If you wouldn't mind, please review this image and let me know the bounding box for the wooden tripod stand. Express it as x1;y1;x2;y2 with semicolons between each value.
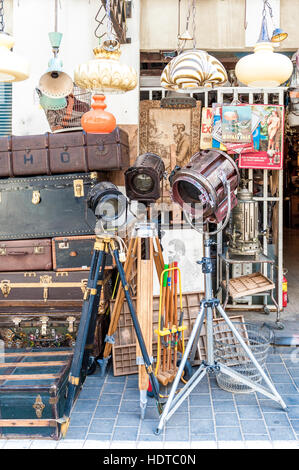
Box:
98;222;164;417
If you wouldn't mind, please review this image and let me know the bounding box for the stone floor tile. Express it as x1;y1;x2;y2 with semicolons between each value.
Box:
140;420;158;435
188;407;213;419
240;420;267;434
215;412;239;427
83;440;110;449
190;394;211;406
263;412;291;427
112;427;138;441
137;441;164;449
89;418;115;434
102;383;125;394
270;374;294;383
110;441;137;449
165;427;189;441
190;419;214;435
275;384;298;394
86;434;112;440
98;394;122;406
216;427;243;441
65;427;88;439
166;413;189;427
138;433;164;442
72;399;98;413
94;406;119;418
3;440;33;449
213;401;236;412
56;440;85;449
233;394;258;405
29;440;58;449
268;426;296;440
163;441;191;449
217;441;246;449
190;434;216;441
116;413;141;427
245;440;273;449
77;388;101;399
191;441;217;449
290;420;299;433
243;434;270;441
272;441;299;449
237;405;262;419
69;412;94;426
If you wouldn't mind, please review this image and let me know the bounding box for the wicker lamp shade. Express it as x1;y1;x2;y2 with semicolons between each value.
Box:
74;45;137;94
161;49;227;92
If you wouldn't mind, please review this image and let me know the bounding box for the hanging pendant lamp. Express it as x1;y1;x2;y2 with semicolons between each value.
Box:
160;0;227;93
76;0;137;134
235;2;292;88
0;32;29;82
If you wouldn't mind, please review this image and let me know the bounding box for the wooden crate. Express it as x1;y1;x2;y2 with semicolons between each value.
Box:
111;291;204;376
223;272;275;299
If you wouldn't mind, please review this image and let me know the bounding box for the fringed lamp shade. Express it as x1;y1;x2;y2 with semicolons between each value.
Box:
160;49;228;92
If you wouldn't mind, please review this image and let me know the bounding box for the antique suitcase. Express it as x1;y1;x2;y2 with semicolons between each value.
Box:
0;172;98;240
0;239;52;272
52;235;113;271
0;128;130;177
0;269;113;307
0;347;74;439
85;127;130;170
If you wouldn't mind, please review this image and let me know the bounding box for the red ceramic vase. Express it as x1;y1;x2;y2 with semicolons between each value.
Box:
81;94;116;134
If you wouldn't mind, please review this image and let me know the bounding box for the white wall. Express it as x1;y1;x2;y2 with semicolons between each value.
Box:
11;0;140;135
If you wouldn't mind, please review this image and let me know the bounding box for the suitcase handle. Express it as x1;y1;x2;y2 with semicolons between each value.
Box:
6;250;29;256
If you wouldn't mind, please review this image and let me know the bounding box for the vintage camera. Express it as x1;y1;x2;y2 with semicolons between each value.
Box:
125;153;165;203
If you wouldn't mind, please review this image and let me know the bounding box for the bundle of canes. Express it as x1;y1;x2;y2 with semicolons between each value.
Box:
155;263;186;386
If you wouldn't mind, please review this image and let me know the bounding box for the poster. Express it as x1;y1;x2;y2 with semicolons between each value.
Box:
200;107;213;149
222;105;252;143
153;228;204;295
239;105;284;170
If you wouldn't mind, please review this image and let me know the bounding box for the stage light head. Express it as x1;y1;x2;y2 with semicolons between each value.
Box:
87;182;127;223
125;153;165;203
170;149;240;223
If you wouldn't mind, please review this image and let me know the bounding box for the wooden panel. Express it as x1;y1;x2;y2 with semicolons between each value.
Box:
0;361;68;368
0;419;57;427
223;272;275;299
0;374;60;380
2;351;73;358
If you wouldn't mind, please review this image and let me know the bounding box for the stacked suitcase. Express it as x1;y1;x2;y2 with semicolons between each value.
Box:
0;127;129;351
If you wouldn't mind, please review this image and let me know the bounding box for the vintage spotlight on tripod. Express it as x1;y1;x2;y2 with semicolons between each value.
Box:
61;182;162;435
155;149;287;435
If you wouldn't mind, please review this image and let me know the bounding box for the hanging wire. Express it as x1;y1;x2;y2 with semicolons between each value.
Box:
0;0;4;33
192;0;196;49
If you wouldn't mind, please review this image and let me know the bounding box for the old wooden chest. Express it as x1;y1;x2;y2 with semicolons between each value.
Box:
0;348;74;439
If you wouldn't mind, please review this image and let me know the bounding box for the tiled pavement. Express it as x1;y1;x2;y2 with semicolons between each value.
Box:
1;346;299;449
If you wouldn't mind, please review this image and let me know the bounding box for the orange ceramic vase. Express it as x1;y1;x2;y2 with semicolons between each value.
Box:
81;94;116;134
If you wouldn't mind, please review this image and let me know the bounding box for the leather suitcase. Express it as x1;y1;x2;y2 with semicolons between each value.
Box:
0;347;74;439
0;172;98;240
52;235;113;271
0;239;52;272
0;128;129;177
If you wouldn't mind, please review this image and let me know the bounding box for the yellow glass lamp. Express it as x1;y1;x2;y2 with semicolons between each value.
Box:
0;32;29;82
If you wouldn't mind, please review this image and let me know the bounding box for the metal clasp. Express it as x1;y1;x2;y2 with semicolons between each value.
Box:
73;179;84;198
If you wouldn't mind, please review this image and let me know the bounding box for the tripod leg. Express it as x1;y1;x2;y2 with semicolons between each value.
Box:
61;248;106;434
112;242;160;408
189;306;205;364
155;303;206;434
216;304;287;410
100;237;138;375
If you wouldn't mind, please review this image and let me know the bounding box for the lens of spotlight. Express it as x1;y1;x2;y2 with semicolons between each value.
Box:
87;182;127;223
125;153;165;203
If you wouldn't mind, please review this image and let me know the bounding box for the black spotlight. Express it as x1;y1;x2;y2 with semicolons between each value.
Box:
87;182;127;223
124;153;165;203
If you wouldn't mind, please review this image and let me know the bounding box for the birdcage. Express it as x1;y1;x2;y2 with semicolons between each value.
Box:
42;85;92;133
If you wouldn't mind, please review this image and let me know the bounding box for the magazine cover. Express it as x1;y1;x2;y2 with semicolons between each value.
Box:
239;105;284;170
222;105;252;143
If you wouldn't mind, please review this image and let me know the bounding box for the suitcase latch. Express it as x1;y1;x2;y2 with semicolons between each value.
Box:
58;240;69;249
67;316;76;333
40;316;49;336
34;246;45;255
73;179;84;198
12;317;22;328
32;190;41;205
33;395;45;418
0;280;11;297
80;278;88;295
97;140;108;156
0;246;6;256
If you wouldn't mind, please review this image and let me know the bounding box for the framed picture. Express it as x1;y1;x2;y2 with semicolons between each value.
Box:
222;105;252;144
238;105;285;170
139;101;201;200
153;228;204;295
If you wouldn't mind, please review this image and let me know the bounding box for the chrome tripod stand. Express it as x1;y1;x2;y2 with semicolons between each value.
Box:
155;226;287;435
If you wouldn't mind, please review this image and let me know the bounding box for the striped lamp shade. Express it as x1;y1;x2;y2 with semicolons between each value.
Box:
161;49;228;92
0;83;12;136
